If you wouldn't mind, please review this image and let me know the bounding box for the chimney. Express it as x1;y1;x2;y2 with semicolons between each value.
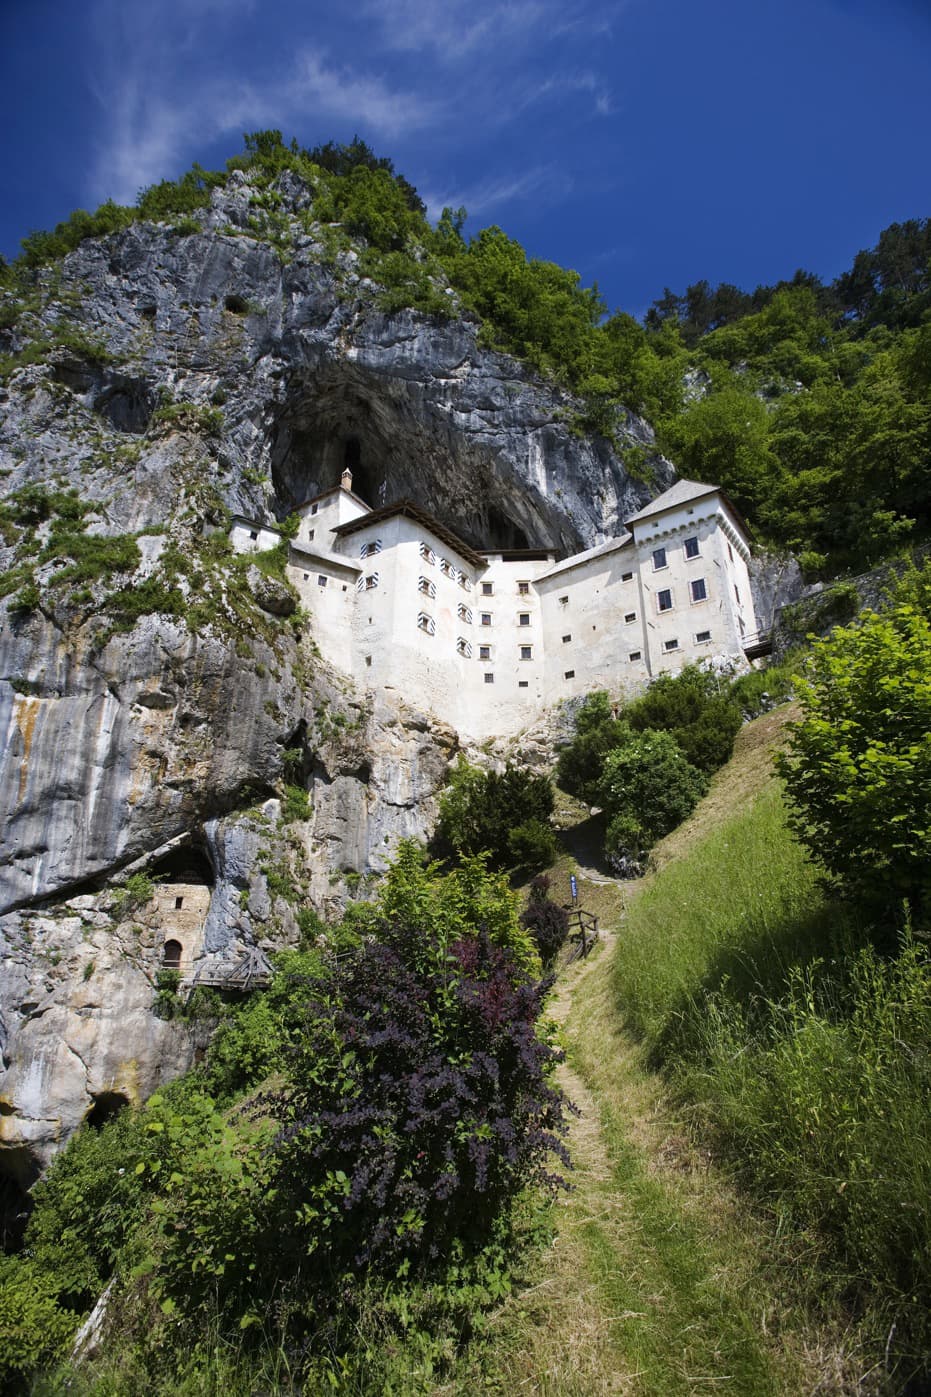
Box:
341;468;353;491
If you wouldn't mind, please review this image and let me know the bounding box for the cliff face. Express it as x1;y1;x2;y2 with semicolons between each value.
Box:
0;171;667;1188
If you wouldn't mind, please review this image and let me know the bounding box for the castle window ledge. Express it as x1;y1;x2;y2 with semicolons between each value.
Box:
417;612;435;636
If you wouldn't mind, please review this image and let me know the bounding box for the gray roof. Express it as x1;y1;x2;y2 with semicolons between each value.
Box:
624;479;718;525
536;531;634;582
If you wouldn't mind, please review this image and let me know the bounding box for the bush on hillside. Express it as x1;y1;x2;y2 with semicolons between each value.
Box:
435;758;557;872
556;691;631;803
625;664;743;775
599;729;707;871
520;875;570;966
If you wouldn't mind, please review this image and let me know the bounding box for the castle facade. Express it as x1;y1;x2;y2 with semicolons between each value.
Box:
231;472;759;739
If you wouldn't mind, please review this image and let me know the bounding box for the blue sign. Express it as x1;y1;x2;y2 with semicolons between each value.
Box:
569;874;578;903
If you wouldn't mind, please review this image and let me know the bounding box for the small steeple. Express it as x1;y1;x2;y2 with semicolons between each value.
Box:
341;468;353;492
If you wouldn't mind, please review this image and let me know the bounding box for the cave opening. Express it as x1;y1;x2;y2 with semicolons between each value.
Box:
149;846;214;887
85;1091;130;1131
0;1148;39;1254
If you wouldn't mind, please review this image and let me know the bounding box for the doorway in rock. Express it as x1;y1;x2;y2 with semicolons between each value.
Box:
162;939;182;970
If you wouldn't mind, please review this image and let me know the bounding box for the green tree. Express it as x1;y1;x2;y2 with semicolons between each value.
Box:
435;758;557;872
598;730;706;866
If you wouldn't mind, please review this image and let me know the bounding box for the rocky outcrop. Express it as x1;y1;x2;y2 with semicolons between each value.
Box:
0;168;669;1187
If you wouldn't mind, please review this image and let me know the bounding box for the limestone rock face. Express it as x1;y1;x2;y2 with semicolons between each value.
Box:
0;170;669;1182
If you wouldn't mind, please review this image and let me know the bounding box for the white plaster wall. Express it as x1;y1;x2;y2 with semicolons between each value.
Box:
296;487;370;553
537;544;650;703
230;520;282;554
286;550;360;674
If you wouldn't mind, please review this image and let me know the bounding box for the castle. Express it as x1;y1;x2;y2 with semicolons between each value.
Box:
231;473;760;739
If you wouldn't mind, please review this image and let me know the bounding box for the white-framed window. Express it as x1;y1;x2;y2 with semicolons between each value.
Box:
317;574;327;587
564;669;575;680
629;649;642;662
621;570;633;582
479;644;492;660
419;541;435;564
417;611;435;636
520;645;533;661
657;588;673;612
684;536;700;559
624;610;637;624
358;572;379;591
652;547;667;571
418;576;437;599
459;574;472;592
664;638;679;652
695;629;712;644
690;578;707;603
457;602;472;623
518;580;530;596
480;612;492;626
360;539;382;558
484;672;494;684
457;637;472;657
518;612;531;627
481;581;494;596
439;557;454;578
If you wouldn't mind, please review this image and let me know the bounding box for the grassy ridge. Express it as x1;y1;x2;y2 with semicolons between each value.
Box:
613;711;931;1385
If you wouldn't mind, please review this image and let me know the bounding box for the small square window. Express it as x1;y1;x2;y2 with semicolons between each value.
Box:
684;536;700;559
249;530;258;541
479;644;491;660
562;634;572;643
657;589;673;612
175;895;184;909
518;613;531;627
629;650;642;662
652;547;667;570
559;595;569;605
621;571;633;582
317;575;327;588
520;645;533;660
691;578;707;602
564;670;575;680
624;611;636;624
518;680;529;688
482;581;494;596
664;638;679;652
518;581;530;595
303;572;309;580
484;672;495;684
695;630;711;644
481;612;492;626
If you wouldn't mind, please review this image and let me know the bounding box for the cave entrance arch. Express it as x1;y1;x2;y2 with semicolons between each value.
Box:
162;939;182;970
85;1092;130;1131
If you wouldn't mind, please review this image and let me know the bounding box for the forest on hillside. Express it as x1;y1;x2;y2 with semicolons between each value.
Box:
3;130;929;580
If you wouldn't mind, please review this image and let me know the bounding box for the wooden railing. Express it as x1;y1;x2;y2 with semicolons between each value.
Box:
564;907;599;962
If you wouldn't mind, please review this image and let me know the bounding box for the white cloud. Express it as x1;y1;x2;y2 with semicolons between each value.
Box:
421;165;573;223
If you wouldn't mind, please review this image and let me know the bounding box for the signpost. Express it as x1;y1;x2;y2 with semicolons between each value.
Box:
569;873;578;906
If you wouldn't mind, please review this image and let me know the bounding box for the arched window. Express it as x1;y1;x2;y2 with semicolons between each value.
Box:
163;939;182;970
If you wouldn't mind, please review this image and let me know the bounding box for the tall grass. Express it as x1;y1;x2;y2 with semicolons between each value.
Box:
614;770;931;1382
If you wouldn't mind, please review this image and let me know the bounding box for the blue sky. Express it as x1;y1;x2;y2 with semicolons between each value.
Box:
2;0;929;316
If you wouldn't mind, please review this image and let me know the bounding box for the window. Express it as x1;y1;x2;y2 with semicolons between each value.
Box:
695;629;711;644
564;670;575;680
518;680;529;688
479;644;491;660
624;611;636;624
418;576;437;599
482;581;494;596
518;613;531;627
690;578;707;602
175;895;184;910
520;645;533;660
652;547;667;570
457;603;472;623
307;529;315;541
249;530;258;541
439;558;454;578
310;502;318;515
419;541;435;565
459;575;472;592
480;612;492;626
518;580;530;595
317;574;327;588
664;638;679;652
457;637;472;657
684;536;700;559
365;655;372;666
621;570;633;582
559;595;569;605
303;572;309;580
727;542;734;562
417;612;435;636
629;650;642;662
657;588;673;612
562;634;572;643
360;539;382;558
358;573;378;591
734;584;741;604
484;672;494;684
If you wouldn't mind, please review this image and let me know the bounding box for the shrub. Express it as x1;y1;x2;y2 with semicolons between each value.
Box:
0;1257;76;1390
520;876;570;966
436;759;557;872
776;584;931;916
625;664;742;775
598;729;707;866
556;692;631;803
